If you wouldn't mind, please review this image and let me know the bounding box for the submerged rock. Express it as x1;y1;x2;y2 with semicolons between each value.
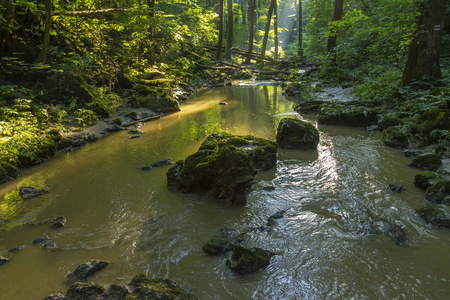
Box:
31;235;49;245
416;204;450;228
0;256;9;265
202;228;242;255
262;186;276;191
408;154;442;171
42;294;67;300
226;243;275;275
414;171;445;189
369;220;407;245
51;216;67;229
19;186;49;200
128;274;197;299
65;282;105;300
276;118;319;150
318;102;378;127
425;180;450;204
67;260;110;282
167;133;276;206
389;183;405;193
266;209;288;226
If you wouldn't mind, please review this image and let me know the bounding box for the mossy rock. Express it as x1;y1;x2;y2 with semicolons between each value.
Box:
199;133;277;171
231;69;252;80
167;133;276;206
65;282;105;300
384;128;409;149
0;162;19;183
414;172;445;189
408;153;442;171
276;118;319;150
416;204;450;228
294;99;325;114
284;81;306;96
318;102;378;127
425;180;450;204
227;243;275;275
128;274;197;300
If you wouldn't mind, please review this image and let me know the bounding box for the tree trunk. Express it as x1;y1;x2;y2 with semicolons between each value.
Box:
327;0;344;52
241;0;246;25
274;1;278;60
260;0;276;58
217;0;224;61
298;0;303;57
225;0;234;59
38;0;52;64
245;0;256;63
401;0;447;86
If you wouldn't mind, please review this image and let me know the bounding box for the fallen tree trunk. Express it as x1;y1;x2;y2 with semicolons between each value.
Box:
195;62;236;70
37;8;164;17
298;67;320;80
204;45;274;63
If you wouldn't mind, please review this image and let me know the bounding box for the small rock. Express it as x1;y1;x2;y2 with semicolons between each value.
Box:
226;243;275;275
141;165;153;171
267;209;287;226
262;186;276;191
42;294;67;300
129;136;141;139
219;102;228;105
43;241;58;249
8;245;25;254
19;186;49;200
0;256;9;265
202;237;235;255
51;216;67;229
389;183;405;193
370;220;407;245
65;282;105;300
150;159;174;168
129;128;143;134
31;235;49;245
67;260;110;282
108;124;126;132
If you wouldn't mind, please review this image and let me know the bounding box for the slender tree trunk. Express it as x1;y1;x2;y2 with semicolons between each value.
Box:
245;0;256;63
401;0;447;86
241;0;246;25
217;0;224;60
225;0;234;59
260;0;276;58
327;0;344;52
38;0;52;64
274;1;278;60
298;0;303;57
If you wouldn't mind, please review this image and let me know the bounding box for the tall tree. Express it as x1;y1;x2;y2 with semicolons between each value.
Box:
274;0;278;60
217;0;224;60
245;0;256;63
225;0;234;58
38;0;52;64
327;0;344;52
401;0;447;86
260;0;276;58
298;0;303;57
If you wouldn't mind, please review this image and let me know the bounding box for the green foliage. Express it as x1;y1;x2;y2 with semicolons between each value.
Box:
74;108;98;127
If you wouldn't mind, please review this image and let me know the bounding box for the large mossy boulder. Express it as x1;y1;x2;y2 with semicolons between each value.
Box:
128;274;197;300
226;243;275;275
425;180;450;204
65;282;105;300
414;172;445;189
276;118;319;150
416;204;450;228
318;102;378;127
167;133;277;206
408;154;442;171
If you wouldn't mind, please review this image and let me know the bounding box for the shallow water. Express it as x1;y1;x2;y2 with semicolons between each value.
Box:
0;85;449;299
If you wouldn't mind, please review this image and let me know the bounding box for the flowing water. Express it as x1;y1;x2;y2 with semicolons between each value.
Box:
0;84;449;299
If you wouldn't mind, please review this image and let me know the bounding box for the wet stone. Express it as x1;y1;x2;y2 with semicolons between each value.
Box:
19;186;49;200
51;216;66;229
65;282;105;300
0;256;9;265
389;183;405;193
67;260;110;282
31;235;49;245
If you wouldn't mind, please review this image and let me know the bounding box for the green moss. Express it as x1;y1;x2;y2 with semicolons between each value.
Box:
318;102;378;127
414;172;445;189
425;180;450;204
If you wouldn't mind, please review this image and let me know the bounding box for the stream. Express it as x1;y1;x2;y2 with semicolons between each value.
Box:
0;83;449;299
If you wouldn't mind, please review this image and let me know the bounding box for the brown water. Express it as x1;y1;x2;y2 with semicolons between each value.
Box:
0;84;449;299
